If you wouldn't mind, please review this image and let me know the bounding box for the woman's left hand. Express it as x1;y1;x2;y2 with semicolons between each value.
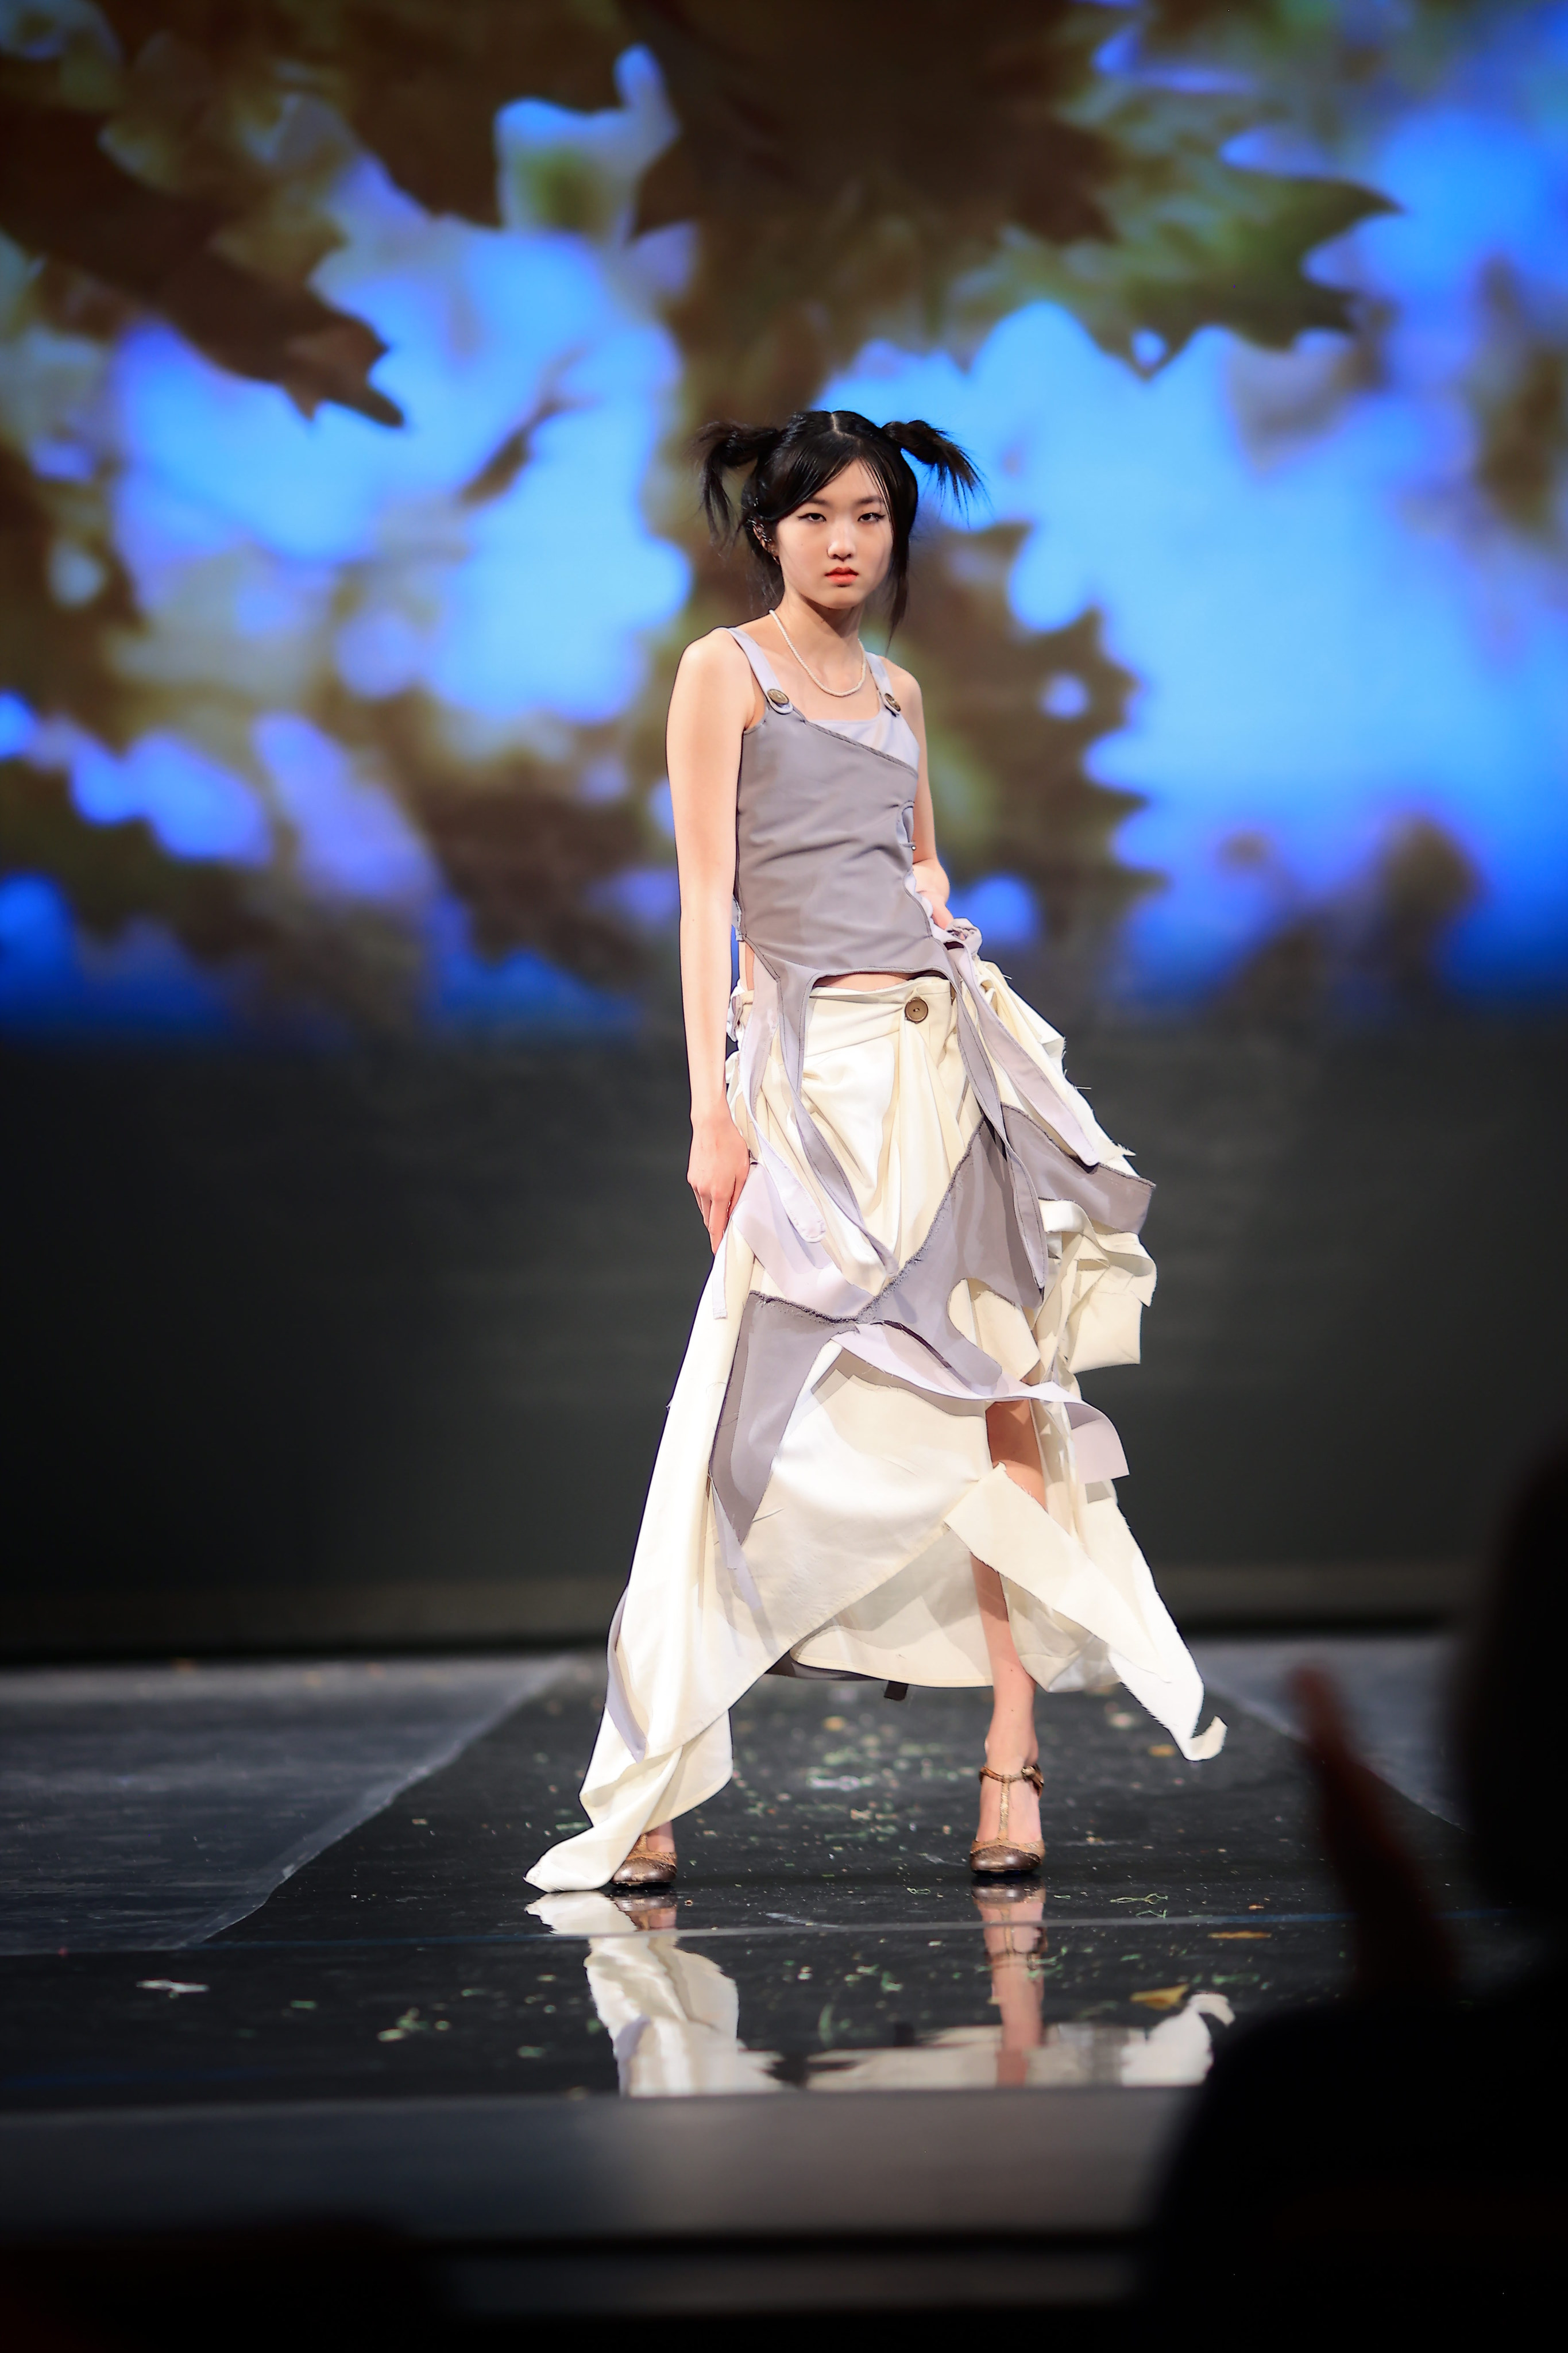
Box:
912;855;953;928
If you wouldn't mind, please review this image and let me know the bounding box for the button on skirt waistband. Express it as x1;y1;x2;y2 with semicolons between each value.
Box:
732;976;954;1056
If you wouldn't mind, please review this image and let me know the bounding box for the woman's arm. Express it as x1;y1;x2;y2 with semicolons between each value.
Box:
666;631;756;1249
886;663;953;924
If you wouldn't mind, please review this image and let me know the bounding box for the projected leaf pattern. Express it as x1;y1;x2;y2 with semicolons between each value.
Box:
894;524;1150;1011
0;0;1534;1021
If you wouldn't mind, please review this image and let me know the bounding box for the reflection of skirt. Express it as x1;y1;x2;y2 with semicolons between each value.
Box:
530;1889;1229;2090
527;964;1223;1893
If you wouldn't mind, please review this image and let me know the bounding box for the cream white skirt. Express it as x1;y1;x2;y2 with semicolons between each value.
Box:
527;962;1223;1892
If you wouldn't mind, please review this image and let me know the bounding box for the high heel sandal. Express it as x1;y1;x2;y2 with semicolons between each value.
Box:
969;1764;1044;1878
611;1834;678;1890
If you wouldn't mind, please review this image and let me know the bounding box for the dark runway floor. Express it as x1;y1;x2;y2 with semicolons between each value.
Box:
3;1646;1501;2111
0;1643;1521;2316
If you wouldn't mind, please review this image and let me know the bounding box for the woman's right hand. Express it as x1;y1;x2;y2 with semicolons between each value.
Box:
688;1108;752;1251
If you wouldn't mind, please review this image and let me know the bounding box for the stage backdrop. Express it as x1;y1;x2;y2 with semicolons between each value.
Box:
2;1;1566;1652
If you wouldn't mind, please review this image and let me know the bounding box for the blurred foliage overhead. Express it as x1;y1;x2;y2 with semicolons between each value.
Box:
628;0;1389;414
387;728;648;985
896;525;1152;997
2;0;1486;1022
0;749;269;956
1466;259;1568;549
0;7;400;421
4;0;1392;422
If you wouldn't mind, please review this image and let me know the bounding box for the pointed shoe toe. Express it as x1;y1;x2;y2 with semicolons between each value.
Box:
610;1842;678;1889
968;1840;1045;1878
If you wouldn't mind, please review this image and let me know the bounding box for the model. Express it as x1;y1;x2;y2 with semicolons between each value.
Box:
527;410;1223;1896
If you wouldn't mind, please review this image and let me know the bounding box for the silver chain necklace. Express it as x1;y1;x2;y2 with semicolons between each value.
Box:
769;608;868;699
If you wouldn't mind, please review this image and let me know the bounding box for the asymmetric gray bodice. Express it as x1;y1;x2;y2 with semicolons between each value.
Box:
727;629;947;992
716;620;1150;1307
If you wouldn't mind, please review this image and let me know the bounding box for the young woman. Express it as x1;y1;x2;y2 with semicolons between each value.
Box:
528;411;1222;1896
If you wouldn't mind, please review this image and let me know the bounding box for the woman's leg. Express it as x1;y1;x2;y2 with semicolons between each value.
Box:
651;1402;1050;1872
972;1399;1045;1849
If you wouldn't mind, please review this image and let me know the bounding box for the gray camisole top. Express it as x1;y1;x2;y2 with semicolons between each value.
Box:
727;627;946;992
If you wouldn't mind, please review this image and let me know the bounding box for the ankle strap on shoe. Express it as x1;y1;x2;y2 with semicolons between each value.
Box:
978;1765;1044;1792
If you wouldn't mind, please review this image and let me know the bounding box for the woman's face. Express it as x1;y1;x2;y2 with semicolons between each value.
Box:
761;459;893;614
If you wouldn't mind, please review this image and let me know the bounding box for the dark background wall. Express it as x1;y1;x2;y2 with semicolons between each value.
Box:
6;1017;1562;1655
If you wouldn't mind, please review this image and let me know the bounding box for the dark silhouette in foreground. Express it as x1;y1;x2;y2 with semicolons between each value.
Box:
1144;1441;1568;2317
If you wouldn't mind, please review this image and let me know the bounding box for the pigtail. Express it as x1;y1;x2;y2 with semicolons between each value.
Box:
694;419;786;542
881;419;981;511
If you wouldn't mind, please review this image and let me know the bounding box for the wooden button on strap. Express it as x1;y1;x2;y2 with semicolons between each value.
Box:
904;996;929;1024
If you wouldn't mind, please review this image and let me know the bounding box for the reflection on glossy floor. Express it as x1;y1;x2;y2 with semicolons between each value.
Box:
540;1886;1233;2094
1;1638;1501;2120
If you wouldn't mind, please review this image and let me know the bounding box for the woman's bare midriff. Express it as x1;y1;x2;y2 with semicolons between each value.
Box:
738;942;910;992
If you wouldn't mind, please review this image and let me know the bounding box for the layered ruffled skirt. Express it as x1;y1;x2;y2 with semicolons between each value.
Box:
527;958;1223;1892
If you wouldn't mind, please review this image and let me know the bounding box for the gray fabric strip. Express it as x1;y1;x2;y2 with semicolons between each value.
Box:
710;1290;835;1550
712;1124;1059;1545
1001;1106;1153;1236
945;931;1103;1167
772;957;900;1274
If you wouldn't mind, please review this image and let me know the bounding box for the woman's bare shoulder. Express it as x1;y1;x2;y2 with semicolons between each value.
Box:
677;626;751;681
880;653;924;712
669;627;760;735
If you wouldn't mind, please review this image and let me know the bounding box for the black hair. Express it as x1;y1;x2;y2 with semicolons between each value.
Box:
695;408;979;634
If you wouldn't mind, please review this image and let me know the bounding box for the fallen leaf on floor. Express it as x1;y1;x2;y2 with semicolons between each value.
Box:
1210;1930;1271;1940
378;2005;426;2040
1130;1984;1189;2009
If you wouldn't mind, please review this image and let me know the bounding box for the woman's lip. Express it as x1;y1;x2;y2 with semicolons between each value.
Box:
825;569;857;580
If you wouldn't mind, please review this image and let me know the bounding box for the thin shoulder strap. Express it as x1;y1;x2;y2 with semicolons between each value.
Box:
866;649;899;704
726;624;789;701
